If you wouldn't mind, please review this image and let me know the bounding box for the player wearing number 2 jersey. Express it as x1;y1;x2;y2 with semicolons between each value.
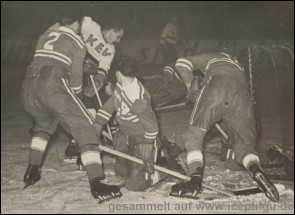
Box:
21;9;122;201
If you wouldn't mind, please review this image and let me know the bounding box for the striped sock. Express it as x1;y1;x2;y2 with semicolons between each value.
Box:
29;136;49;165
187;150;203;176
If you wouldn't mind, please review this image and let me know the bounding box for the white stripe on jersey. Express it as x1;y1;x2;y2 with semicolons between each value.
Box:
206;57;244;71
120;91;132;106
72;87;82;94
144;131;158;139
174;72;184;84
34;53;70;66
145;131;158;136
71;84;83;91
176;58;193;71
35;49;71;63
138;81;145;99
164;68;174;76
96;111;112;121
99;109;112;118
164;66;174;75
121;115;138;121
61;78;94;124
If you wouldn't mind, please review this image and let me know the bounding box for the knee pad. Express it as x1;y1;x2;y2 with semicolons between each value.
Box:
184;126;206;152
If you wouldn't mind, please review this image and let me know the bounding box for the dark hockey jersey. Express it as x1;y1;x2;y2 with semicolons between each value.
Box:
96;78;158;142
175;53;247;85
30;26;86;96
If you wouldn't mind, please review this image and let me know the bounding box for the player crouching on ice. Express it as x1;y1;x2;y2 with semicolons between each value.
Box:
95;58;166;191
170;52;280;202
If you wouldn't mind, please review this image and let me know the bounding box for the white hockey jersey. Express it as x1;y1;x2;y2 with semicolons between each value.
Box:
81;17;115;72
47;16;115;72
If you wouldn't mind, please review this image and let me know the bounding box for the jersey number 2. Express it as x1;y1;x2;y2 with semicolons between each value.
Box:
44;32;61;50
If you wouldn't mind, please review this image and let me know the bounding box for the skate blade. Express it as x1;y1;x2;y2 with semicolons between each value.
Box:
97;192;123;204
23;184;29;190
232;186;262;196
170;191;199;200
23;182;35;190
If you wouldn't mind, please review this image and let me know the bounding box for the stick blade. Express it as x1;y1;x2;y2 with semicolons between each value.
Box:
232;186;263;196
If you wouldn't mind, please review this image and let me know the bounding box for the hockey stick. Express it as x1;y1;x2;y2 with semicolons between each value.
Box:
98;145;236;198
155;102;187;111
215;123;228;140
90;75;113;141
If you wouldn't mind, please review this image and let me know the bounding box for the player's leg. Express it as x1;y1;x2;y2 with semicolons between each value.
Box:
21;67;58;189
226;85;279;202
113;131;129;178
23;115;58;189
124;135;149;191
49;80;121;201
64;95;98;160
171;75;229;197
218;121;245;171
124;135;166;191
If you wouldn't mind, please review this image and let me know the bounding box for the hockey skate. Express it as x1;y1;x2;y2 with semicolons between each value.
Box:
248;163;280;202
76;153;85;171
170;168;203;199
157;136;186;174
64;141;80;162
90;177;122;204
23;165;41;189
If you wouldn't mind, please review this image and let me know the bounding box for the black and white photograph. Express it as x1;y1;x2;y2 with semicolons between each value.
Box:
1;1;294;213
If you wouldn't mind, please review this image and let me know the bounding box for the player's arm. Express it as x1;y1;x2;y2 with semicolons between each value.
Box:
95;94;116;125
132;99;159;143
175;56;196;90
70;46;87;99
163;65;175;85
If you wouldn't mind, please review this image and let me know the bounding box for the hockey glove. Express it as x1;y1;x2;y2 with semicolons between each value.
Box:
134;143;155;175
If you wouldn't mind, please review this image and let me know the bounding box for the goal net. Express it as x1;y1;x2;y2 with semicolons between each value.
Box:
237;41;294;159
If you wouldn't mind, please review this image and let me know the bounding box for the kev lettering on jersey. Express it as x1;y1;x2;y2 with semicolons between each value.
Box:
48;16;123;73
81;17;115;73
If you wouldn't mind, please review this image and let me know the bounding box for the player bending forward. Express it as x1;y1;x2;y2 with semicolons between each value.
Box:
170;52;279;202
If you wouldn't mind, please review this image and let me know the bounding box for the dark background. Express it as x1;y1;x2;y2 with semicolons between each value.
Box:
1;1;294;40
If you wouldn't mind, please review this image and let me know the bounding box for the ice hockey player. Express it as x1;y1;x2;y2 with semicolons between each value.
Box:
170;52;280;202
21;9;122;202
59;16;125;159
95;57;167;191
